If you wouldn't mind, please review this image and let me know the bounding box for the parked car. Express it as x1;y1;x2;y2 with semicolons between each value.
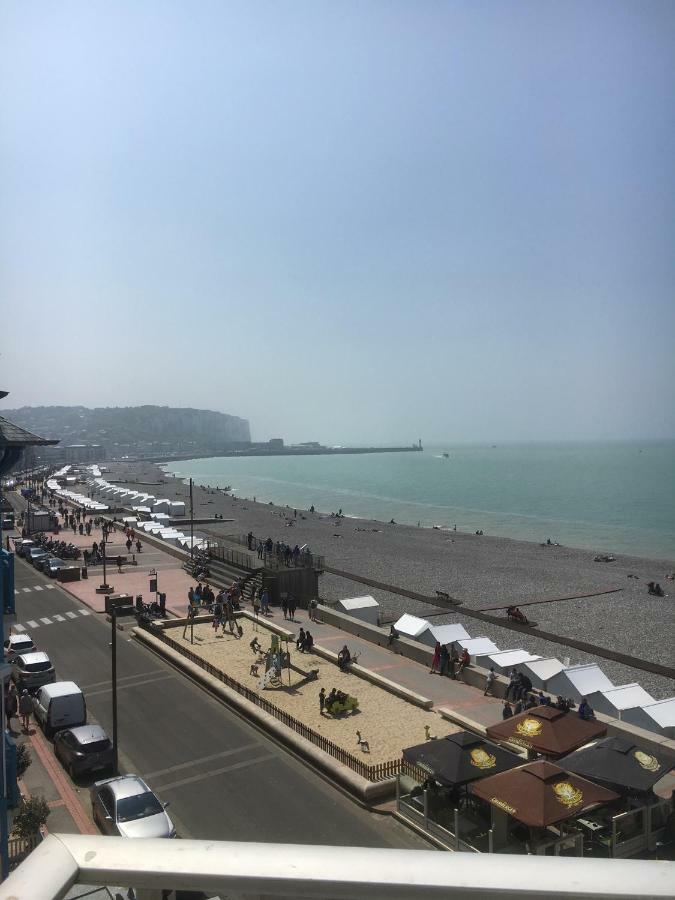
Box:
12;651;56;693
33;682;86;738
91;775;175;838
54;725;113;778
4;632;36;661
42;557;66;577
14;539;35;558
27;547;49;567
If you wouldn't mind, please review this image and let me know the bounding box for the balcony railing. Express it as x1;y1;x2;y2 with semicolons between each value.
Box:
1;834;672;900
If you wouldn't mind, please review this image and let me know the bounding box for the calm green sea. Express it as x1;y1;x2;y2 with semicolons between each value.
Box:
161;442;675;561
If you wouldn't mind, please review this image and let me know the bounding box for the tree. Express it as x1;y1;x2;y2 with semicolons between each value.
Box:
12;796;50;838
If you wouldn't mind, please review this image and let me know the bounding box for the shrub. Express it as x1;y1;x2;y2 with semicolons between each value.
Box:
12;796;50;838
16;744;32;779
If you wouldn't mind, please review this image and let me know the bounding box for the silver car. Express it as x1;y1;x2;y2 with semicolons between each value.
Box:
91;775;175;839
4;633;36;661
12;651;56;692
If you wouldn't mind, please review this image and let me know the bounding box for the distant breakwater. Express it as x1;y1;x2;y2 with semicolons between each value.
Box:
145;445;423;464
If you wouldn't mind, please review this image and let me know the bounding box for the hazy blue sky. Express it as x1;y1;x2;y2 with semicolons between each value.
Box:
2;2;674;444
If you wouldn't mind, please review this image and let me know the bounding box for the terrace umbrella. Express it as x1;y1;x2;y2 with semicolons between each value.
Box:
402;731;522;787
470;760;620;828
558;737;675;795
485;705;606;758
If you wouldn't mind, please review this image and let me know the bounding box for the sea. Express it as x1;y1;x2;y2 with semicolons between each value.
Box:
160;441;675;562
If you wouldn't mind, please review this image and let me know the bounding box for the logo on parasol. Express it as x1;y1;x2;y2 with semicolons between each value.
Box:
634;751;660;773
515;717;543;738
469;747;496;769
553;781;583;808
491;797;517;815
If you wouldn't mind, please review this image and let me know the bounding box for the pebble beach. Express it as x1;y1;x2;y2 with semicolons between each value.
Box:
105;460;675;699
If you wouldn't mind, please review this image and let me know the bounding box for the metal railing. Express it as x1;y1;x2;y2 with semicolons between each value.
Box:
153;627;399;783
224;533;325;570
2;833;673;900
207;542;256;571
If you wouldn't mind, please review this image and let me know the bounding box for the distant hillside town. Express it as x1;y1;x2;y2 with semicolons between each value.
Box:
3;405;251;463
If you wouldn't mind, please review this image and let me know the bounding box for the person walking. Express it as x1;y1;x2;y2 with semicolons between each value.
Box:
309;597;318;622
439;644;449;677
117;555;123;574
287;594;296;621
126;537;133;555
5;685;18;731
281;595;288;620
260;589;270;616
484;667;496;696
319;687;326;715
449;646;459;680
19;690;32;733
430;641;441;674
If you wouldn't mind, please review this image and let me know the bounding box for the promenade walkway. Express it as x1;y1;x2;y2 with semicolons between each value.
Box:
44;507;505;734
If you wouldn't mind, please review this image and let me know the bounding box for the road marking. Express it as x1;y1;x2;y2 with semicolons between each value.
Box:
22;587;31;593
14;590;19;596
33;585;43;592
80;669;166;691
53;614;65;622
66;612;78;619
85;673;175;697
27;620;39;629
79;609;90;616
144;743;260;781
156;754;275;793
45;584;56;590
40;617;52;625
13;624;25;632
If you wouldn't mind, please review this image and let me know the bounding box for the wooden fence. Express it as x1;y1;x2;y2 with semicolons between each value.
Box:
153;628;400;783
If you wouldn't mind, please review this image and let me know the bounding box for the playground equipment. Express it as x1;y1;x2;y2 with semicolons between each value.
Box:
325;693;359;716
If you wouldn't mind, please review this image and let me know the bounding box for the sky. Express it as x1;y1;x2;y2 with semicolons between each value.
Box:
1;1;674;444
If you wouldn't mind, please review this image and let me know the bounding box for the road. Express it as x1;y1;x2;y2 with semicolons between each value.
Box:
8;553;430;849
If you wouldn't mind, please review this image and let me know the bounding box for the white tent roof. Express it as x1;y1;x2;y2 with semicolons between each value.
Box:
636;697;675;728
481;649;542;668
561;664;614;695
339;595;379;610
455;637;499;656
394;614;430;639
521;658;566;681
595;684;655;711
430;623;470;645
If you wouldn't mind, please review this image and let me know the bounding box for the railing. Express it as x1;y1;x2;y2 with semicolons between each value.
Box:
3;833;672;900
7;834;40;868
207;542;256;571
153;626;399;783
223;533;325;571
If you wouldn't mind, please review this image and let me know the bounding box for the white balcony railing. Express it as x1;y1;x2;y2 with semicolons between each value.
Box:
1;834;674;900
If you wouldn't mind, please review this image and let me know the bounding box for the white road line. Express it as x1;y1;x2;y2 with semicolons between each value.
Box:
33;585;43;592
22;587;31;593
13;624;25;632
65;612;78;619
78;609;90;616
85;673;175;697
14;590;19;596
53;614;65;622
156;754;275;793
39;617;52;625
144;743;260;781
26;621;39;629
80;669;166;691
45;584;56;590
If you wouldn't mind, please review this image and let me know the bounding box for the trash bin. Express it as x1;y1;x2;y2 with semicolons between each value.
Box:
81;566;88;579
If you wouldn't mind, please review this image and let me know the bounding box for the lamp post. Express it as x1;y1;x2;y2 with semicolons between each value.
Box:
111;607;118;774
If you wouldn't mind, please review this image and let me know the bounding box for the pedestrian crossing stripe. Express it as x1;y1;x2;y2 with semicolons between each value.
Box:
66;612;78;619
16;610;93;630
15;584;58;594
13;624;25;632
27;620;39;628
34;586;43;591
53;614;65;622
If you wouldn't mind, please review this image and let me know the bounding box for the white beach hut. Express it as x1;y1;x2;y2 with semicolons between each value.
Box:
394;614;431;641
546;664;614;704
151;513;171;524
519;658;566;691
169;501;186;516
622;697;675;738
453;637;500;658
427;623;470;648
335;595;380;626
588;683;656;720
152;499;171;513
474;649;542;676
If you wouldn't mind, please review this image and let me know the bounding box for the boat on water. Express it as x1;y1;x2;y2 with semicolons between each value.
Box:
442;452;450;459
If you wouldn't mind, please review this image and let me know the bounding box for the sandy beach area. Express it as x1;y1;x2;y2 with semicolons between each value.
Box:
105;460;675;698
170;620;452;763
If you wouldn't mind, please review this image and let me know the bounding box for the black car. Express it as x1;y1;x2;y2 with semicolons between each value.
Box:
54;724;114;778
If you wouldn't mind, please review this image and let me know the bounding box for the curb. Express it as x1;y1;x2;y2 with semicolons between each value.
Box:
132;626;396;805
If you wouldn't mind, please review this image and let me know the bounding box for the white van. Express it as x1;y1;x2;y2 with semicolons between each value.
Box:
32;682;87;738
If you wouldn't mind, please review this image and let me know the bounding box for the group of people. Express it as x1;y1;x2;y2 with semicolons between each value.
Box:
502;678;578;719
4;683;33;733
429;642;470;679
319;686;349;715
506;606;529;623
295;628;314;653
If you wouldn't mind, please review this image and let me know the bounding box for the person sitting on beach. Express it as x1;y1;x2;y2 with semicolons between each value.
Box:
648;581;665;597
304;630;314;653
296;628;306;651
249;637;261;655
337;645;351;671
578;697;596;720
502;701;514;720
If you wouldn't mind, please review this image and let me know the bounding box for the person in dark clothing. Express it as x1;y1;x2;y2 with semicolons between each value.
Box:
502;701;514;719
439;645;449;676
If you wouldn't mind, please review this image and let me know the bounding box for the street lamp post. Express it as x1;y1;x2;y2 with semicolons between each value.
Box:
111;608;118;774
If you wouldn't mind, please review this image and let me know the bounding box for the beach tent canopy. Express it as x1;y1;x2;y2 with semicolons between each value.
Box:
486;706;607;758
519;658;566;691
589;684;655;720
546;664;614;703
394;614;431;640
622;698;675;739
403;731;522;787
469;760;619;828
453;637;499;657
429;624;470;647
475;649;542;675
558;737;675;795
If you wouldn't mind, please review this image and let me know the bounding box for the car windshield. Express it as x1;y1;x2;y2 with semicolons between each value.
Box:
116;791;163;822
23;661;52;672
82;739;111;753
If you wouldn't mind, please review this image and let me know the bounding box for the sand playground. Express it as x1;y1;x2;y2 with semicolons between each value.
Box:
171;619;456;764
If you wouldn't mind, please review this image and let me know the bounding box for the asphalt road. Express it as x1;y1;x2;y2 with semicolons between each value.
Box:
8;552;430;850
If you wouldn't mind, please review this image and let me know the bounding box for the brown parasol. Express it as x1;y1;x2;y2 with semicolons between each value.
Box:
470;760;620;828
486;705;606;757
